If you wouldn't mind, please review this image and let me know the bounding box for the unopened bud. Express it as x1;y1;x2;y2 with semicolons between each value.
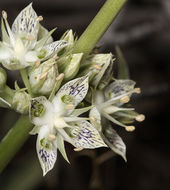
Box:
12;91;30;114
64;53;83;81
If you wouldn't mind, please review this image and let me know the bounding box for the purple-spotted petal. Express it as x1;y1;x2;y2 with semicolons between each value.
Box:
36;125;57;176
68;120;107;149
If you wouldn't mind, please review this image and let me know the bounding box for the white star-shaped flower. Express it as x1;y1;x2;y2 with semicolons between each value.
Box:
29;76;106;176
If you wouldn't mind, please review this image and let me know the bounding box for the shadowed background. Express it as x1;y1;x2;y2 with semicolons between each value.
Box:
0;0;170;190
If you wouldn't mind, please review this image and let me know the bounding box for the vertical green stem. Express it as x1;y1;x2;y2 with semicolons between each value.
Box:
73;0;127;58
20;69;33;97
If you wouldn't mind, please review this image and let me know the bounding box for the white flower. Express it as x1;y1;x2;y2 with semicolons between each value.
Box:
29;76;106;176
0;3;68;70
90;79;145;160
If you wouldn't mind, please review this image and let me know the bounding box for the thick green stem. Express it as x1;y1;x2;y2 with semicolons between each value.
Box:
73;0;127;58
0;115;33;173
20;69;33;97
0;0;127;173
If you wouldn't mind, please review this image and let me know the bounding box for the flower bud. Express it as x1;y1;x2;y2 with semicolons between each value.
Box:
29;58;58;95
63;53;83;81
12;91;30;114
60;30;74;52
0;67;7;90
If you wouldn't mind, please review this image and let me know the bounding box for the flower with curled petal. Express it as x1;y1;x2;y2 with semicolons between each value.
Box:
0;3;68;70
29;76;106;176
89;79;145;160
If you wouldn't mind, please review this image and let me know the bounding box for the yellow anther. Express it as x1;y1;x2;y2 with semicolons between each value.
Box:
125;126;135;132
37;16;43;22
49;134;56;141
26;35;34;41
40;72;48;80
2;10;7;19
56;73;64;81
74;147;83;152
90;116;97;122
134;88;141;94
135;114;145;122
120;96;130;103
35;60;41;67
93;64;101;70
66;104;75;110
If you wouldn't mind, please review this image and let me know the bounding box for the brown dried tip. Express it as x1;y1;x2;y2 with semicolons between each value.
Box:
120;96;130;103
74;147;83;152
135;114;145;122
90;116;97;122
56;73;64;81
125;126;135;132
27;35;34;41
2;10;7;19
49;134;56;141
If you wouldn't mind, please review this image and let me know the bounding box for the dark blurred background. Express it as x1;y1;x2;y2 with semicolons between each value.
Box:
0;0;170;189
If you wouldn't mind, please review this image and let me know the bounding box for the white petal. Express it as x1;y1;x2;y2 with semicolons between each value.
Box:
39;40;68;60
37;24;53;44
68;121;107;149
0;44;12;61
12;3;39;39
105;80;136;100
25;51;38;62
29;125;40;135
102;125;126;161
36;125;57;176
52;76;89;110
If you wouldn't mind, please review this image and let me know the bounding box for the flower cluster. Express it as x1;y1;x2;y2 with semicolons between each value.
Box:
0;3;145;175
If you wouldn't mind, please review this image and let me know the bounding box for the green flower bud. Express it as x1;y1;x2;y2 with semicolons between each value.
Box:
29;58;58;95
0;67;7;90
63;53;83;81
12;91;30;114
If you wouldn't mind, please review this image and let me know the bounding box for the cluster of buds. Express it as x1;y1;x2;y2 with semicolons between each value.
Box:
0;3;145;175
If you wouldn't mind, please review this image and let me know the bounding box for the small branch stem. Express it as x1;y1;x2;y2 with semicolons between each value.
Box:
20;69;33;97
0;115;33;173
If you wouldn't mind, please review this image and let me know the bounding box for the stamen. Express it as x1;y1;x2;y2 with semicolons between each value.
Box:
74;147;83;152
49;134;56;141
56;73;64;81
90;116;97;122
2;10;7;19
66;104;75;110
40;72;48;80
26;35;34;41
37;16;43;22
93;64;101;70
125;126;135;132
120;96;130;103
35;60;41;67
135;114;145;122
134;88;141;94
